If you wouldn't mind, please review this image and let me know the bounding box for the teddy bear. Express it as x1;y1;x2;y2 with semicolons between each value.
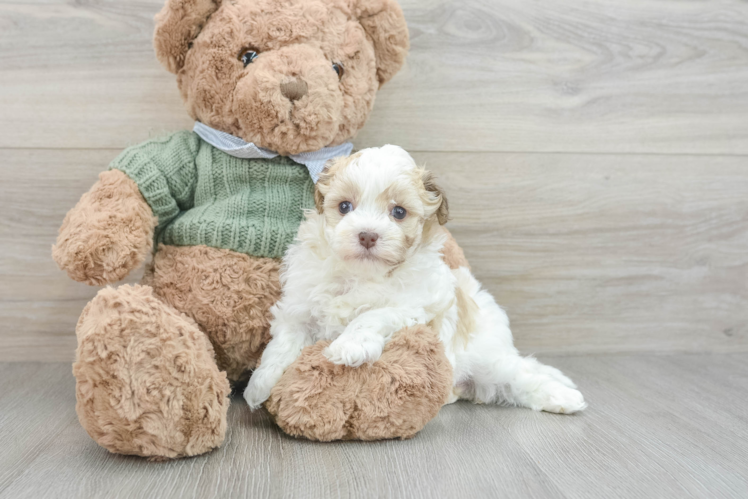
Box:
53;0;469;459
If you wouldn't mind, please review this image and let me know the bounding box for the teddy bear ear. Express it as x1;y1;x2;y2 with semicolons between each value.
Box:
354;0;410;86
153;0;221;74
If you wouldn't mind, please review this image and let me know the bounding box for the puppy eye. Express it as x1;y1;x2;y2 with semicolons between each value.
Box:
339;201;353;215
239;49;259;67
391;206;407;220
332;62;344;79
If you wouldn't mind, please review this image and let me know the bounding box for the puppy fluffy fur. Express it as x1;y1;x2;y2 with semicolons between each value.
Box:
245;145;586;415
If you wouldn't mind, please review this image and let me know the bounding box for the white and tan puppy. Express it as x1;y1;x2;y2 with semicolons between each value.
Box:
244;145;586;414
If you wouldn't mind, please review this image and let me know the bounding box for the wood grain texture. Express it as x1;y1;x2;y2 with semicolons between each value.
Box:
0;149;143;362
0;1;746;358
416;151;748;354
0;0;747;153
1;355;747;498
1;148;745;361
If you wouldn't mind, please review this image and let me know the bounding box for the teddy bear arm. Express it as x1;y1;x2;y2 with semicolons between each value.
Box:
266;325;453;441
52;169;157;286
53;132;202;286
108;131;201;224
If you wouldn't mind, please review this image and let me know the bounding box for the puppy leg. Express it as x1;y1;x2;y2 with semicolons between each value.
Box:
325;307;429;367
456;290;586;414
324;328;386;368
531;360;578;389
244;320;309;410
492;356;586;414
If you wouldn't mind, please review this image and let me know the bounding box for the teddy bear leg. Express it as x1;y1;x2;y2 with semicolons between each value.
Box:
142;244;282;384
73;284;231;459
266;325;453;441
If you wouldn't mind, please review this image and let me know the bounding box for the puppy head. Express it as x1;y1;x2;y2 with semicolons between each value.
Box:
315;145;449;270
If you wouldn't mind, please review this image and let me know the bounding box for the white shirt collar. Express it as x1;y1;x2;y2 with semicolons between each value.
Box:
193;122;353;183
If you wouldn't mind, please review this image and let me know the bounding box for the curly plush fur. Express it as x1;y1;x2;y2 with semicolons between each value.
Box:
143;245;281;382
54;0;467;456
52;170;156;286
266;325;452;441
74;284;231;459
155;0;409;154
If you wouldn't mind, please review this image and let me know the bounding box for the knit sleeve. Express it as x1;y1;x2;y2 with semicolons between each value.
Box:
109;130;200;230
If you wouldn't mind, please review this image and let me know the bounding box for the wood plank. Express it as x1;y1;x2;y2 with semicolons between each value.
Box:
0;363;560;498
417;151;748;355
0;363;80;493
1;148;747;361
0;148;142;361
0;0;747;153
1;355;747;497
517;354;748;498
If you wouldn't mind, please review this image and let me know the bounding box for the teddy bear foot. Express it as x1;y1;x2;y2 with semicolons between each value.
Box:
73;284;231;459
266;325;453;442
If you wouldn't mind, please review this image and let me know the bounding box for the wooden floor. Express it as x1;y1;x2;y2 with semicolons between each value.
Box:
1;354;747;498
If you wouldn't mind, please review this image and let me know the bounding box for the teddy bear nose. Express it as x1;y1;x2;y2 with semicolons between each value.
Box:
358;232;379;249
280;77;308;101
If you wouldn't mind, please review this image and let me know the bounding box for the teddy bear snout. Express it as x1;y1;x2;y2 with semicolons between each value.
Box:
280;77;308;102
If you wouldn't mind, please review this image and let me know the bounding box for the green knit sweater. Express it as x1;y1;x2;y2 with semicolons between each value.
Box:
111;131;315;259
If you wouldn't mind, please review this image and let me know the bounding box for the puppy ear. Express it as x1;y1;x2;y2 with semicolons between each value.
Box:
421;170;449;225
314;181;326;214
354;0;409;86
314;159;336;214
154;0;221;74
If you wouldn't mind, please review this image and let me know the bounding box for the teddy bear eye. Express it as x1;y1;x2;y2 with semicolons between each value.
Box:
332;63;344;79
240;49;259;67
391;206;407;220
339;201;353;215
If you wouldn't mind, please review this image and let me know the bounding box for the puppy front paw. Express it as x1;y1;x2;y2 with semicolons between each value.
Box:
536;382;587;414
243;373;273;411
324;336;383;367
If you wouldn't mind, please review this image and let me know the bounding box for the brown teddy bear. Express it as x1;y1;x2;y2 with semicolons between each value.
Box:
53;0;467;459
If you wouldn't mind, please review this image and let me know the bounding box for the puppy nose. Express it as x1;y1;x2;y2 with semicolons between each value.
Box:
358;232;379;249
280;77;308;101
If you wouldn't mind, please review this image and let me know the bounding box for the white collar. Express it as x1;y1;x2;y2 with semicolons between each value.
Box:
193;122;353;183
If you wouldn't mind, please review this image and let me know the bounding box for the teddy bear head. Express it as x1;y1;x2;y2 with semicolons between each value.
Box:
154;0;409;155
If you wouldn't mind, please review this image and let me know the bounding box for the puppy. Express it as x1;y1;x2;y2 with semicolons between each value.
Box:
244;145;586;414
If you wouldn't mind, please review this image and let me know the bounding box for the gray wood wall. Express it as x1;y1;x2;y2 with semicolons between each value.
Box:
1;0;746;362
